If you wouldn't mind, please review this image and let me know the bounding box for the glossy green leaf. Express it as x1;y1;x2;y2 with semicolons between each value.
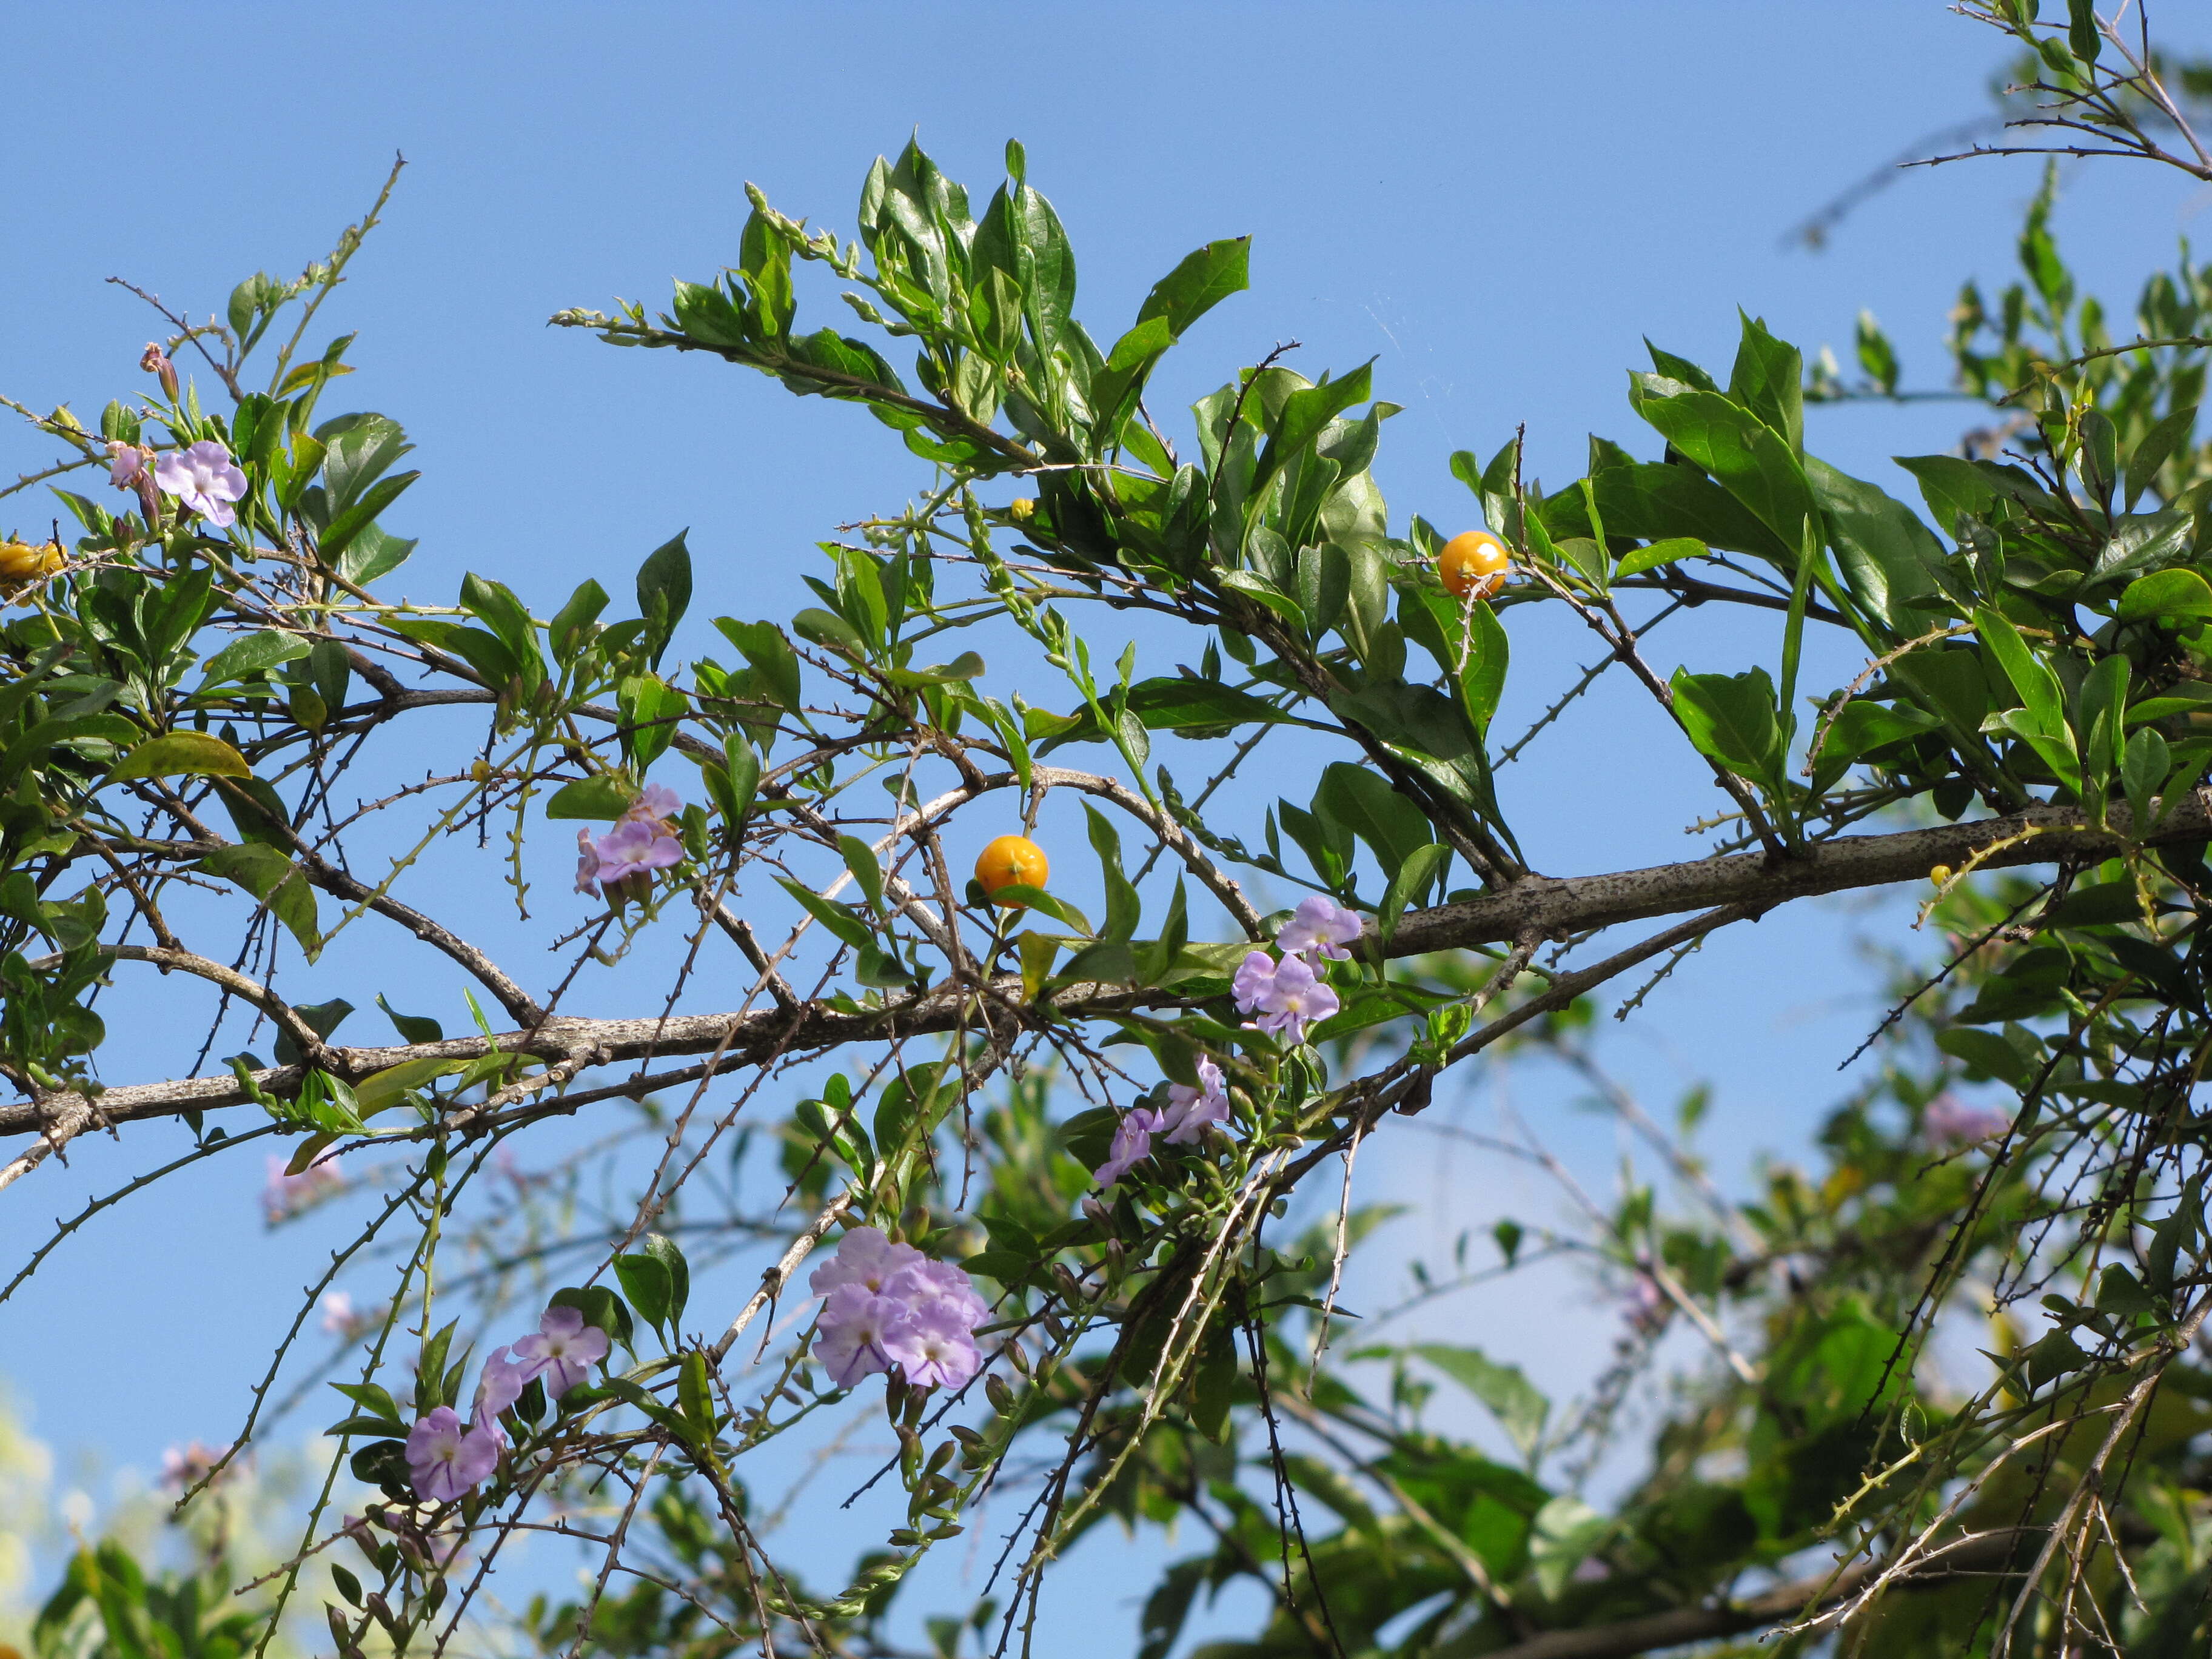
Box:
1614;535;1707;579
546;774;634;821
1669;667;1783;790
198;629;311;687
2117;568;2212;623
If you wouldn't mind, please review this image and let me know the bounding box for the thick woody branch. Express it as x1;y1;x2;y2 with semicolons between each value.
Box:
9;793;2209;1148
1384;790;2212;959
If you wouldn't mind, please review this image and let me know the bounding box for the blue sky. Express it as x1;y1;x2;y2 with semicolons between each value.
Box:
4;2;2211;1652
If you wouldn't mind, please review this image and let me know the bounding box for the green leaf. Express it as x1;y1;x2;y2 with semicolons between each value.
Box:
198;843;320;958
335;523;418;586
1588;458;1792;566
2123;404;2197;510
775;876;877;953
987;884;1092;936
1630;378;1814;548
319;471;421;561
1218;569;1305;626
2117;568;2212;623
1614;535;1706;579
2125;726;2172;831
545;774;638;821
198;629;311;687
1935;1027;2031;1087
1669;667;1783;791
2068;0;2100;64
679;1349;719;1449
1812;699;1939;791
1134;237;1250;340
642;1232;690;1329
1034;677;1299;749
1085;805;1141;945
695;734;759;824
1975;605;2080;791
1253;363;1375;499
885;651;985;689
1806;457;1947;630
318;413;412;514
1379;843;1447;945
354;1056;466;1115
615;1252;674;1336
1726;311;1803;454
1315;762;1431;884
837;834;886;911
1412;1343;1549;1466
377;993;444;1045
793;607;870;659
713;618;803;712
637;531;694;665
107;731;251;782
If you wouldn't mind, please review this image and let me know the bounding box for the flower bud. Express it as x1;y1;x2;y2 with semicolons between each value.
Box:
984;1373;1015;1412
140;343;179;401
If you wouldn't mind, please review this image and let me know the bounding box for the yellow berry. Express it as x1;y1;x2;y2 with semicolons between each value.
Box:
976;834;1049;904
0;539;64;594
1007;498;1037;524
1930;865;1952;886
1438;530;1511;599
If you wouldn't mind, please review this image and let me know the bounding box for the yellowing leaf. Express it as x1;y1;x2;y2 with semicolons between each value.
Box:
107;731;251;782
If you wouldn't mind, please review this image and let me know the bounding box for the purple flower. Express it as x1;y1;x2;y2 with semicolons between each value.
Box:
574;828;602;895
574;812;683;898
880;1299;982;1390
1159;1057;1230;1146
511;1304;609;1399
1232;951;1339;1043
263;1151;344;1223
106;441;150;489
814;1282;899;1387
1924;1094;2009;1148
885;1258;990;1328
1621;1274;1669;1338
153;440;246;529
809;1226;925;1298
473;1345;530;1433
1276;896;1364;962
404;1406;500;1503
160;1440;230;1491
628;783;681;824
810;1236;988;1392
1232;950;1278;1011
1094;1105;1164;1187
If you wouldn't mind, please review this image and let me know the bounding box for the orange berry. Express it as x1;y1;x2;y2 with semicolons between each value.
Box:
1438;530;1511;599
976;834;1050;903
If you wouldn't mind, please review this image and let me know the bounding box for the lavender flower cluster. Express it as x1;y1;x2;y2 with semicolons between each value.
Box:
575;784;685;899
809;1227;988;1392
1094;1057;1233;1186
404;1302;609;1503
1231;894;1362;1041
1090;897;1362;1189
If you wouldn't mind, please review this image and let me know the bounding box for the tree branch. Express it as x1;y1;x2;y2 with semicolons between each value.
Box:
8;792;2207;1148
